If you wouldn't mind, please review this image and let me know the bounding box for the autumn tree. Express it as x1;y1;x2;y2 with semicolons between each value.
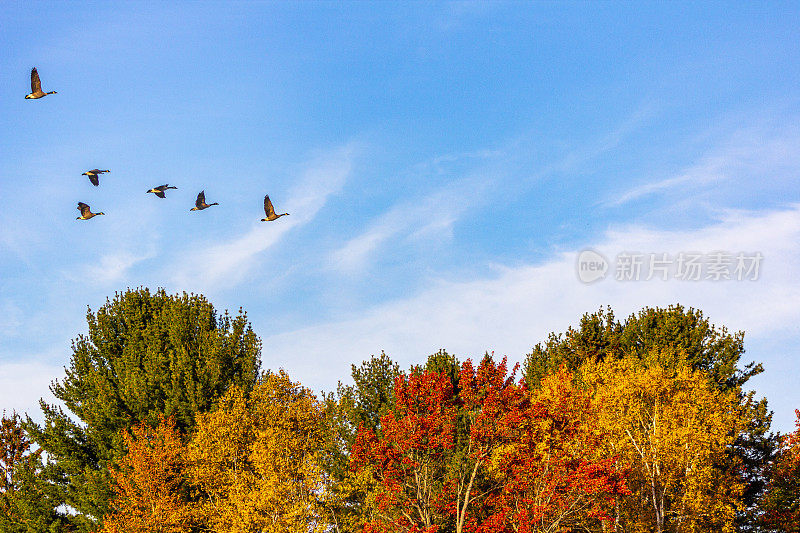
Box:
760;409;800;532
25;287;262;532
480;367;629;533
186;370;329;532
0;412;70;532
523;304;776;530
351;367;458;532
101;416;197;533
351;357;628;533
581;348;747;533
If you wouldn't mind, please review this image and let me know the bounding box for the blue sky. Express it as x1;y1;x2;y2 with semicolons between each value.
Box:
1;1;799;433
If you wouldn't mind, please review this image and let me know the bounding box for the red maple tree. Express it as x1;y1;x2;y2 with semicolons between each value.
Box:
351;368;457;532
762;409;800;532
351;357;628;533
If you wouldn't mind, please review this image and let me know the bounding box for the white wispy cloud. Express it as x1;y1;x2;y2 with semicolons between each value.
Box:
328;106;655;275
606;127;800;207
549;104;659;176
0;301;24;337
609;155;729;207
169;145;356;288
328;107;653;274
83;250;156;285
330;178;483;272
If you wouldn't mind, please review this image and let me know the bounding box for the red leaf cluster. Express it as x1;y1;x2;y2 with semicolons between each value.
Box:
351;357;628;533
762;409;800;531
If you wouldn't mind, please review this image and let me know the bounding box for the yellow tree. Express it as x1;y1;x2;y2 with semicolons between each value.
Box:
186;370;330;532
581;349;746;533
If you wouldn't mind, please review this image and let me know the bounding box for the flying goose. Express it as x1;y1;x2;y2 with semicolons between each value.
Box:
76;202;105;220
82;169;110;187
25;68;57;99
261;195;289;221
190;190;218;211
147;184;178;198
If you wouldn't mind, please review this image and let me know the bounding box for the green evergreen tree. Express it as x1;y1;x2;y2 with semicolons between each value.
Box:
322;351;401;532
0;412;71;532
523;304;776;532
24;287;261;532
418;348;462;388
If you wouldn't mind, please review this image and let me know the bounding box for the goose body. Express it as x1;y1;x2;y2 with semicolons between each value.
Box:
76;202;105;220
261;195;289;221
82;169;110;187
25;68;57;99
191;190;218;211
147;184;178;198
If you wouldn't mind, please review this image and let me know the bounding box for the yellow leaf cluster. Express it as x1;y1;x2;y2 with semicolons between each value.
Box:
186;370;330;532
580;349;745;533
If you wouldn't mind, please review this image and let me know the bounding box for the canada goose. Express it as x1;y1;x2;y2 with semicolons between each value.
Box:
261;195;289;221
76;202;105;220
25;68;57;99
82;169;110;187
190;190;218;211
147;184;178;198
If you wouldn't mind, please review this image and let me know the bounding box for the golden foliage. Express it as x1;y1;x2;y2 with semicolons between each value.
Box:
580;349;746;533
186;370;330;532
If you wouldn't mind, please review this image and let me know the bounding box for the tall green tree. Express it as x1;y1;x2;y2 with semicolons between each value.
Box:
24;287;262;532
322;352;401;532
523;304;776;532
0;412;70;532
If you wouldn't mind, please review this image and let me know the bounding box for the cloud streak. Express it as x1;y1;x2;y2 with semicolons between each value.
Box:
330;177;484;272
83;249;156;285
606;128;800;207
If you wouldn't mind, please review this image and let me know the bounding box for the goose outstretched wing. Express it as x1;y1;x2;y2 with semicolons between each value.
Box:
31;68;41;93
264;195;276;217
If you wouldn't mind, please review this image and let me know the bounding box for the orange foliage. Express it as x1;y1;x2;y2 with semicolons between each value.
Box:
101;415;196;533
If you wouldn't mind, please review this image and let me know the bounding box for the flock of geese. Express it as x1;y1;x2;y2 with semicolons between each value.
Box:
26;67;290;223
